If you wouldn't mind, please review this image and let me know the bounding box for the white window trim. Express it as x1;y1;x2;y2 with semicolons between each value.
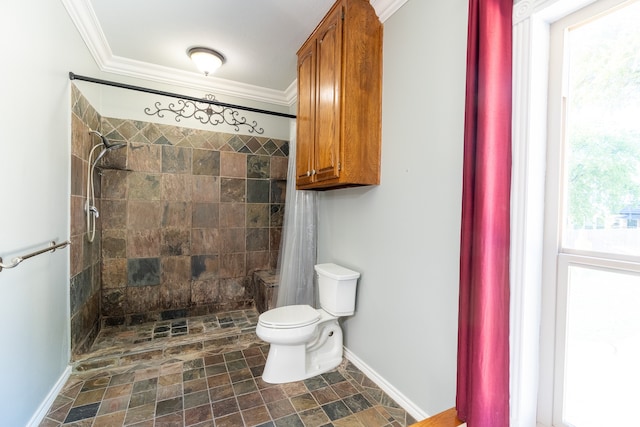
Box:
510;1;599;426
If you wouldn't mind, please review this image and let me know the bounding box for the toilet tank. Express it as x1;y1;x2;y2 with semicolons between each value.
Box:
314;263;360;316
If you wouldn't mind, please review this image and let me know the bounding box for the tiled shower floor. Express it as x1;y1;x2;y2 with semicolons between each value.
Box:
40;309;416;426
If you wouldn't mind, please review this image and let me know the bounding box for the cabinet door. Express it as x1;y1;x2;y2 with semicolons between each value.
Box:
296;44;316;187
314;5;343;183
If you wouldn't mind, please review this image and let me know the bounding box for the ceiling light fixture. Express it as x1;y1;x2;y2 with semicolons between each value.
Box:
187;47;225;76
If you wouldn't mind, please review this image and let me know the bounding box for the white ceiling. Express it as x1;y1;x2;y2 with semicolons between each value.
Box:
62;0;407;105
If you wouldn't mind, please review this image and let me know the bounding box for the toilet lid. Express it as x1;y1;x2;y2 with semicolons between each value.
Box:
259;305;320;329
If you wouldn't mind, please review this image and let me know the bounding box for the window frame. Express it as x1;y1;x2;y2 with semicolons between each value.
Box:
511;0;638;425
547;3;640;424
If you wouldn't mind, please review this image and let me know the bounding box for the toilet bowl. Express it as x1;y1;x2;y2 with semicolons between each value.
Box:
256;263;360;384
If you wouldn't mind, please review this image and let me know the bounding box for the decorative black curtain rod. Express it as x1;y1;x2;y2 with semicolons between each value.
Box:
68;72;296;119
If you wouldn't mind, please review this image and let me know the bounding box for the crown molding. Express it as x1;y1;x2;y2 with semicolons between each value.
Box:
60;0;112;68
61;0;291;106
284;79;298;106
62;0;406;107
371;0;409;22
99;55;291;106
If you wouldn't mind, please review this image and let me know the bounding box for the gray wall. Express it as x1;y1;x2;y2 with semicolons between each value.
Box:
0;1;98;425
318;0;468;416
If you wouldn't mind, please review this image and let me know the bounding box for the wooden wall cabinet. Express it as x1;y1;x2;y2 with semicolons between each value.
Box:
295;0;383;190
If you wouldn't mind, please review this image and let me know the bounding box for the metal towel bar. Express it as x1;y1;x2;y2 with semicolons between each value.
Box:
0;240;70;272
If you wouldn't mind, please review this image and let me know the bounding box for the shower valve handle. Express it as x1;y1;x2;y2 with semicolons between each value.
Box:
88;206;99;218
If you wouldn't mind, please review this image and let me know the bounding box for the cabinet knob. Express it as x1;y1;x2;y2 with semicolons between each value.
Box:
306;171;311;177
312;169;316;175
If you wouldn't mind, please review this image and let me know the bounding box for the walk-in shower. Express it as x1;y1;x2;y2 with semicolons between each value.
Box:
85;130;126;242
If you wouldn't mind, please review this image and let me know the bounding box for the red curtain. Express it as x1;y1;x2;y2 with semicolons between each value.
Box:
456;0;512;426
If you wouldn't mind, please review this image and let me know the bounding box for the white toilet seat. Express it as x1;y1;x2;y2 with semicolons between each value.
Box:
258;305;320;329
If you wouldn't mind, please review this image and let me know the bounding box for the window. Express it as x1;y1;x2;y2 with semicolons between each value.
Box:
545;1;640;425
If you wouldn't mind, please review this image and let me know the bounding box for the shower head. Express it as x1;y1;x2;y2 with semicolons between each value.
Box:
89;130;127;166
89;129;127;150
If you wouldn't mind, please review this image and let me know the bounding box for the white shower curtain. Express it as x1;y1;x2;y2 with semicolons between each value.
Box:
273;121;318;307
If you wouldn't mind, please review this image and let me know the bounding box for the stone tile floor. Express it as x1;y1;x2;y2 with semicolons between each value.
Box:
40;308;416;426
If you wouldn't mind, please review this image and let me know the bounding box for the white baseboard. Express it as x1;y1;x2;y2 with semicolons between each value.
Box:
27;365;72;427
343;347;429;422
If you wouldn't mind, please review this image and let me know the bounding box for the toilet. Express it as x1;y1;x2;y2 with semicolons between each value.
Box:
256;263;360;384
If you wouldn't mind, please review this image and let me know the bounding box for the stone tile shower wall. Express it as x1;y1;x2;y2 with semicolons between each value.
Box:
98;117;288;325
70;86;103;355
